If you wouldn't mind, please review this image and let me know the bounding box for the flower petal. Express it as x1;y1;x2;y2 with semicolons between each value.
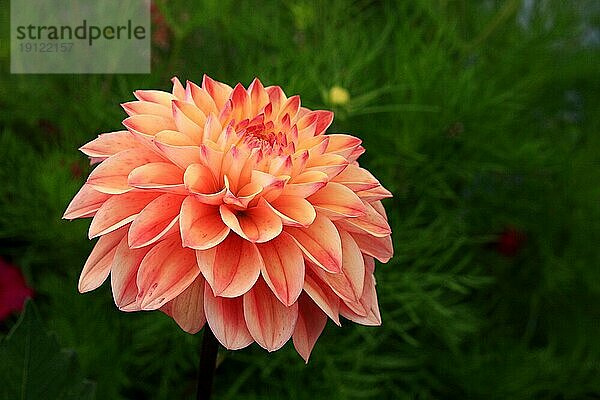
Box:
196;234;262;298
78;226;127;293
121;101;172;118
204;285;253;350
87;148;164;194
257;232;305;306
128;162;185;193
161;275;206;334
355;185;393;202
307;182;366;218
286;214;342;273
153;130;202;169
136;236;199;310
172;100;203;143
336;202;391;238
219;203;283;243
331;164;380;192
292;294;328;363
282;170;328;198
243;278;298;352
340;268;381;326
79;131;138;159
110;235;153;311
325;134;362;158
180;196;229;250
133;89;176;106
309;230;365;304
123;114;176;138
303;269;341;325
351;232;393;263
128;194;184;248
202;74;233;109
63;184;110;219
248;78;269;115
88;191;162;238
187;80;219;116
306;153;348;179
266;196;316;227
183;163;225;205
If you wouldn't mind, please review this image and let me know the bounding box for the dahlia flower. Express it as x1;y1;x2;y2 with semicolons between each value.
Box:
64;75;393;361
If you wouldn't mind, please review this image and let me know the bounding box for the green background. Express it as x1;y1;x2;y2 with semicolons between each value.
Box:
0;0;599;399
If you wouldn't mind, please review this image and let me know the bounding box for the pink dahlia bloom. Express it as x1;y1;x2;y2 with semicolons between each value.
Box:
64;76;393;361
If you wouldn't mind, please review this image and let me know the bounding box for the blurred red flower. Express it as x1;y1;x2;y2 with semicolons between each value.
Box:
496;227;526;257
0;258;33;321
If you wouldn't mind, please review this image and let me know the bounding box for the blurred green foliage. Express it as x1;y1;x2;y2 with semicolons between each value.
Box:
0;0;599;399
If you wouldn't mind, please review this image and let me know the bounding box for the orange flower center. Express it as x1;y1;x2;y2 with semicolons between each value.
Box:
236;115;292;156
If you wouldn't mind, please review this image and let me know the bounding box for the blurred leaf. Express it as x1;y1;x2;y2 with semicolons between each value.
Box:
0;300;95;400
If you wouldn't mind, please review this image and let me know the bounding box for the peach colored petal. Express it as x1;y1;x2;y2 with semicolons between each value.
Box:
171;77;186;99
266;196;316;227
87;148;164;194
332;164;381;192
268;155;293;176
371;200;389;220
136;236;199;310
79;131;138;159
277;95;300;123
340;269;381;326
180;196;229;250
285;214;342;273
355;185;393;202
243;278;298;352
202;74;233;109
128;194;184;248
204;285;253;350
63;184;110;220
247;78;269;116
88;191;162;238
202;114;223;143
161;275;206;334
307;182;366;218
128;162;185;193
134;89;176;107
123;114;176;138
151;129;202;168
187;80;219;116
293;293;328;363
172;100;203;143
196;234;262;298
199;143;225;181
282;170;328;198
351;232;393;263
230;83;251;122
309;230;365;304
306;153;348;179
219;203;282;243
110;235;153;310
257;232;305;306
223;182;263;208
297;110;333;137
336;202;391;238
78;226;127;293
325;134;362;158
121;101;172;118
303;269;341;325
265;86;286;113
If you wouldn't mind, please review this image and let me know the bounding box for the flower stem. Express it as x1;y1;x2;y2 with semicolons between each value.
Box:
197;327;219;400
